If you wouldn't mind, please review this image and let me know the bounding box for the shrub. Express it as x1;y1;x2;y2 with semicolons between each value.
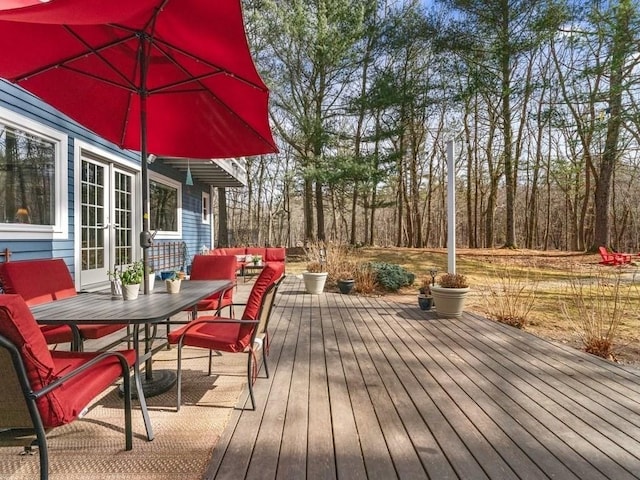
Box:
438;273;469;288
483;262;536;329
371;262;415;292
306;261;323;273
337;271;354;281
354;263;377;294
561;269;635;359
418;277;432;295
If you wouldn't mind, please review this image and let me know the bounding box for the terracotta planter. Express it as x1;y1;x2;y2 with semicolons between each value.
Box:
121;283;140;300
302;272;328;294
166;279;182;294
430;285;470;318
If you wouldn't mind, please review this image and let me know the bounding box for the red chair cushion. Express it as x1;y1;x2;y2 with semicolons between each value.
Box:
223;248;246;257
0;294;56;383
77;323;126;339
0;295;135;427
195;295;233;313
0;259;77;306
167;320;247;352
48;349;136;426
40;324;75;344
243;263;285;321
188;255;237;314
265;248;286;263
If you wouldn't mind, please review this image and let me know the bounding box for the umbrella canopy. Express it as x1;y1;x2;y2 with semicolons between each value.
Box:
0;0;277;293
0;0;276;158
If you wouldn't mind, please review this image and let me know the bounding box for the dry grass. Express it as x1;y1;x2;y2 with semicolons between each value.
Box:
560;268;637;359
286;246;640;365
482;262;538;329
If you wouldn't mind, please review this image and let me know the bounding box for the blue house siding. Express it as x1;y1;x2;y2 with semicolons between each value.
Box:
1;80;214;284
149;160;211;270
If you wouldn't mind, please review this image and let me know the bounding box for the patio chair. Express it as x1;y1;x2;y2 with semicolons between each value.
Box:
186;254;238;319
168;262;285;411
0;294;135;480
0;259;128;350
598;246;632;266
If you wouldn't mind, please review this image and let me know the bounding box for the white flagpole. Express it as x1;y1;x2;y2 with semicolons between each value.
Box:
447;140;456;274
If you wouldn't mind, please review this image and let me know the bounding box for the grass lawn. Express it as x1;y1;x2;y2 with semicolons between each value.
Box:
286;247;640;367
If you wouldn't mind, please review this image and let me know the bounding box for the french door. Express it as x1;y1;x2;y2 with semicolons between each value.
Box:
80;156;136;288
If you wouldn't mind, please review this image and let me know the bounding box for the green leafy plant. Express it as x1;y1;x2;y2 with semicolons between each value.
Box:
165;270;185;281
112;261;144;285
370;262;415;292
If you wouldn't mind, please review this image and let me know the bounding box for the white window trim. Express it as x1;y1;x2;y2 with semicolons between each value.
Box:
73;140;141;286
0;105;69;240
202;191;210;224
149;171;182;239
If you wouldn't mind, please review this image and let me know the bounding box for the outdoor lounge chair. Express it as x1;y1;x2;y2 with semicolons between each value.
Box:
0;294;135;480
598;246;632;266
0;259;128;350
168;262;285;411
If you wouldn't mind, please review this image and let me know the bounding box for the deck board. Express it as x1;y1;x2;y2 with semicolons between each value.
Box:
204;277;640;480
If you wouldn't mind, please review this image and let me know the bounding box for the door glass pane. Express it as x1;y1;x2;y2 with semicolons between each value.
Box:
81;160;105;270
114;171;133;266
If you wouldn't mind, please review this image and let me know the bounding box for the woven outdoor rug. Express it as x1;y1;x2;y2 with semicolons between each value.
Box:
0;346;249;479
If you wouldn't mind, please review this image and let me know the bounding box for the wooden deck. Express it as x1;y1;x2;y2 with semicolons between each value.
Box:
204;276;640;480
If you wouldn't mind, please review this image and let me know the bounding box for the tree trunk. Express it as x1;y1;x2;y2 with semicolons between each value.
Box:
217;187;229;247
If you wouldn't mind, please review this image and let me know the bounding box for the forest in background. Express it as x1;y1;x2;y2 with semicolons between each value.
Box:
213;0;640;253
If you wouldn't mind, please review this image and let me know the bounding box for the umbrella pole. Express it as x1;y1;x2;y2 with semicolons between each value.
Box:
140;38;151;296
136;34;178;399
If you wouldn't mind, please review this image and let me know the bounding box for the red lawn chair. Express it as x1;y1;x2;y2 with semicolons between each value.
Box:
598;246;632;265
0;294;135;480
0;259;128;350
186;254;238;318
168;262;285;411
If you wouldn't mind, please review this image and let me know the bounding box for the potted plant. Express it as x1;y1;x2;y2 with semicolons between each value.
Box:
118;261;144;300
417;277;433;310
336;271;355;294
107;268;123;299
146;264;156;291
430;272;470;318
165;270;183;293
302;260;328;294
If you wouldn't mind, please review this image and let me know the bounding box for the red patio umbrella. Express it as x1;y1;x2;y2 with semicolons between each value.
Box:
0;0;277;292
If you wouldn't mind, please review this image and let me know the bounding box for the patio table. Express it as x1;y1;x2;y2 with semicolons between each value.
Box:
29;279;233;441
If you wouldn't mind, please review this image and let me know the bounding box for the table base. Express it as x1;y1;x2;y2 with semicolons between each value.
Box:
120;369;177;398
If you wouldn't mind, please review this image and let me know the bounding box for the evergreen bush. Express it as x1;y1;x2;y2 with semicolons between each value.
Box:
370;262;415;292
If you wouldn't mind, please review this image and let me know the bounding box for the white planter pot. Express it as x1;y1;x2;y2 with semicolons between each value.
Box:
148;273;155;292
302;272;328;294
430;285;470;318
166;279;182;294
121;283;140;301
110;280;122;299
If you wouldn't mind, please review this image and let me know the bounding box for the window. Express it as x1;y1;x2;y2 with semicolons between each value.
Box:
202;191;210;224
0;107;68;239
149;172;181;237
